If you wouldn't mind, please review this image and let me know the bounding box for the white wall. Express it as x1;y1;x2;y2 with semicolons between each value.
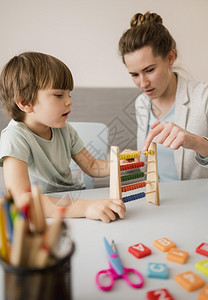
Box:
1;0;208;87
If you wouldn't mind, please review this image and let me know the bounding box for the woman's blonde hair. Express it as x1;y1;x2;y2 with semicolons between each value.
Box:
0;52;74;121
119;12;177;63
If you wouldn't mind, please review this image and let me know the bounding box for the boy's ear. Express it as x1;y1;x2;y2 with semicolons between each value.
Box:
16;99;33;113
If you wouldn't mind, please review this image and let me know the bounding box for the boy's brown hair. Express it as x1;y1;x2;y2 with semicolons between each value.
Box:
0;52;74;122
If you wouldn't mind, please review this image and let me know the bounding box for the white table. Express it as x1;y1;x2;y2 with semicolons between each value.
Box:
1;179;208;299
68;178;208;300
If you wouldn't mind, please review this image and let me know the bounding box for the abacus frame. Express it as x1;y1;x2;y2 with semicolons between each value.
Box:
109;142;160;206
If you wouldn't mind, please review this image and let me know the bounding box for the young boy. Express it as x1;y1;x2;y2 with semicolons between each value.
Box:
0;52;126;223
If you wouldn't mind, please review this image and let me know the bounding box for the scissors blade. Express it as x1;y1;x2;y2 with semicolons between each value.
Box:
103;237;124;275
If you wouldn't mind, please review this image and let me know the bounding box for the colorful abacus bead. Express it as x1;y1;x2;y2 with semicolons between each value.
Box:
120;152;140;160
120;162;145;171
121;172;145;182
142;150;154;155
121;181;146;193
122;192;146;203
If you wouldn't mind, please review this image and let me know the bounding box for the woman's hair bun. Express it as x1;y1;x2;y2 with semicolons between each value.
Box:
130;12;163;28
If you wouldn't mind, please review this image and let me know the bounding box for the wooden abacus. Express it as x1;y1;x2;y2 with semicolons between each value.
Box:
110;142;160;206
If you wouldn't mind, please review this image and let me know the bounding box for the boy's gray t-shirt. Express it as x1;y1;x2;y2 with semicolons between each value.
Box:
0;120;85;193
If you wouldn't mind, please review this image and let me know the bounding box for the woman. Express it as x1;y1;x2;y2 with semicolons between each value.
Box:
119;12;208;181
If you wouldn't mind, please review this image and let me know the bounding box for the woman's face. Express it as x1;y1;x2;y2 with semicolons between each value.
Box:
124;46;175;100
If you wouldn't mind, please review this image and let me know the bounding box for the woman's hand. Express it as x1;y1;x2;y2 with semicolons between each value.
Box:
143;121;208;157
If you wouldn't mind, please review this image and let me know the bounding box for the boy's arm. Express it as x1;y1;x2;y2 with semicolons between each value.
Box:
72;147;110;177
3;156;125;222
3;156;31;208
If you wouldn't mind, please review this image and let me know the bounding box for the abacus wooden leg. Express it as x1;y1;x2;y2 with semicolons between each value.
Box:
109;146;122;200
146;142;160;206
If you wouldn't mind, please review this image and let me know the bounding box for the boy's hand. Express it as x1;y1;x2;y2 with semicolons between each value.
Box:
84;199;126;223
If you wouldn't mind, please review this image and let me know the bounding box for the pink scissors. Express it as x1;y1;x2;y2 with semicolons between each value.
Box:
95;237;144;291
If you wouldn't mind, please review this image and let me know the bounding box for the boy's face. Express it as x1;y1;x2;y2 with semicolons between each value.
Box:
27;89;72;129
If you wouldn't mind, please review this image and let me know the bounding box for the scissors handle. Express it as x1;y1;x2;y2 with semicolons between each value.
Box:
122;267;144;288
95;269;116;291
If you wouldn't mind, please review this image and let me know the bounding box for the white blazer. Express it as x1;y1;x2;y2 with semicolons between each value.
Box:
135;73;208;180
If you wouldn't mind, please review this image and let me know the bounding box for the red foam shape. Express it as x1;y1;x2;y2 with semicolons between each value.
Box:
196;243;208;257
146;288;175;300
128;243;151;259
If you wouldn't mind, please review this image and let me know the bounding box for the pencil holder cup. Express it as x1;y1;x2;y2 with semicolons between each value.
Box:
0;241;75;300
